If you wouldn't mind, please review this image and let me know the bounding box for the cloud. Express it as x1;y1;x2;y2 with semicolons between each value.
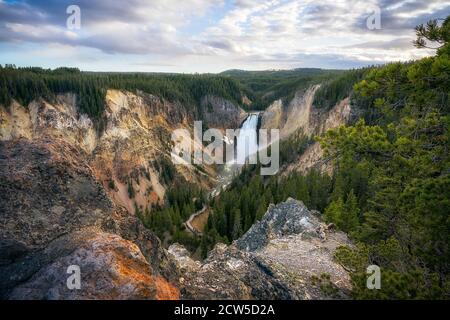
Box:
0;0;449;71
199;0;450;67
344;38;415;50
0;0;223;55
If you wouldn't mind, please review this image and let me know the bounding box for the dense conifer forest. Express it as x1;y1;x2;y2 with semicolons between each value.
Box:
0;66;245;129
0;64;347;129
221;68;344;110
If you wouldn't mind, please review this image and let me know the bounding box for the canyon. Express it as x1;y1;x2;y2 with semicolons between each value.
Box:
0;81;353;300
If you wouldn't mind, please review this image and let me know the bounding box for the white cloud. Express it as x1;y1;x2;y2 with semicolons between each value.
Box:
197;0;449;69
0;0;449;71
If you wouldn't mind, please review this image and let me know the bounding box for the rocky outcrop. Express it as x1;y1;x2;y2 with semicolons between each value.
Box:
169;243;294;300
282;142;328;175
0;138;179;299
259;99;283;132
313;97;352;135
236;199;323;251
0;94;96;153
169;198;352;300
7;231;179;300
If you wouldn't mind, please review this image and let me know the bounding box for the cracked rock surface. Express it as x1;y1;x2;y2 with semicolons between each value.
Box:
170;198;352;300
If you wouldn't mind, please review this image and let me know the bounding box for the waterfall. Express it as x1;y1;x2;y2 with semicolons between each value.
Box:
236;113;259;164
212;113;260;197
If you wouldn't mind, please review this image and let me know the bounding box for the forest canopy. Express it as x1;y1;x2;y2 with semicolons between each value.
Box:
0;66;246;128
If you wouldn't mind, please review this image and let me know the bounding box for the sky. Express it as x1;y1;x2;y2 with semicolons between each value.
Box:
0;0;449;73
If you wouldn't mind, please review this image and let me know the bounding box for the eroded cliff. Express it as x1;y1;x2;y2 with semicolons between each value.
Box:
261;85;353;174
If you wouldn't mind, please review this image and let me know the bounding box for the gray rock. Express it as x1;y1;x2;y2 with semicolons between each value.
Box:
237;198;320;251
8;231;178;300
0;239;29;265
170;198;352;300
170;243;296;300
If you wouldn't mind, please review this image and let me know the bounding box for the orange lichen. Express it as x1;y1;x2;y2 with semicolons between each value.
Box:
154;276;180;300
112;248;180;300
114;251;153;283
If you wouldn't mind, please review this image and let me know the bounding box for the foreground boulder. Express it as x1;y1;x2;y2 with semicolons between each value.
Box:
8;231;179;300
169;242;294;300
0;139;179;299
170;198;352;300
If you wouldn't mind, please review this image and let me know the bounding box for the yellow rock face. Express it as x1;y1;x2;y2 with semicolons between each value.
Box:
0;90;216;216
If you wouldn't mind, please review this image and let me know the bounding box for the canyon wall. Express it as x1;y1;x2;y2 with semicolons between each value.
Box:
261;85;353;174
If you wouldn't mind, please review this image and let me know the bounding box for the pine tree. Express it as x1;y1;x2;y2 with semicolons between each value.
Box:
342;190;360;233
232;209;242;239
324;197;345;226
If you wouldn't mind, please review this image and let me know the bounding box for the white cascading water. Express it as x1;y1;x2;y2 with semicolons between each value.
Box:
235;113;259;164
211;113;260;198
